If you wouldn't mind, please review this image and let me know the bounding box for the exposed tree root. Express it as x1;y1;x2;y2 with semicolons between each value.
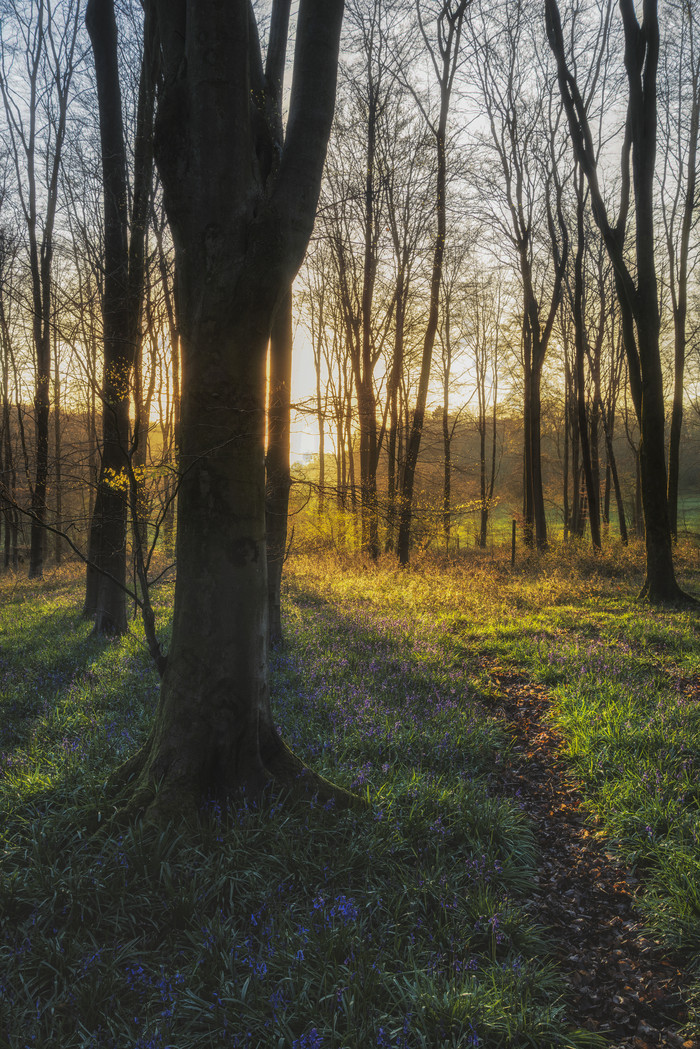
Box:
262;733;364;811
92;725;365;837
104;732;154;800
638;579;699;607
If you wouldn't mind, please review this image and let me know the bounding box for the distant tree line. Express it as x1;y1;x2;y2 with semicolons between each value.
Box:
0;0;698;618
298;0;700;603
0;0;696;820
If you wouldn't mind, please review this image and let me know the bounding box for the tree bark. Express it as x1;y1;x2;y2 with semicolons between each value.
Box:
596;391;628;544
546;0;693;603
84;0;155;633
266;289;293;647
397;0;468;566
441;299;452;552
0;274;18;570
108;0;353;821
358;79;381;560
53;322;62;565
572;179;601;550
665;55;699;538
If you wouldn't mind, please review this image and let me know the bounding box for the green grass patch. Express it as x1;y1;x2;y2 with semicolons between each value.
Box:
1;539;698;1046
0;561;598;1049
285;543;700;1034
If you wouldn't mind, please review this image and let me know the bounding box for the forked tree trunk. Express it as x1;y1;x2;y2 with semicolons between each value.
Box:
108;0;351;822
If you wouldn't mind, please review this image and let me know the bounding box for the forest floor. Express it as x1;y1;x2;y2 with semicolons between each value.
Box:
0;538;699;1048
484;664;692;1048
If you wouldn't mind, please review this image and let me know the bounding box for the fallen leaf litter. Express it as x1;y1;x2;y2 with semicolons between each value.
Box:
484;665;697;1049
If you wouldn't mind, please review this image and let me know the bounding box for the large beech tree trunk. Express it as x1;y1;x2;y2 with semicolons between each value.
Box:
147;310;274;800
108;0;350;821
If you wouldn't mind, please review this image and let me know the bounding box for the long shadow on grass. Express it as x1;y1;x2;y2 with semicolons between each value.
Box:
273;586;507;791
0;603;160;833
1;585;561;1049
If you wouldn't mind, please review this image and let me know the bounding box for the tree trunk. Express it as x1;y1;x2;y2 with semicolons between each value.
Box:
84;0;154;633
347;406;357;511
109;0;353;821
522;325;534;547
485;368;498;547
266;288;293;647
596;393;627;544
478;416;487;549
667;44;696;537
28;385;48;576
637;325;678;598
397;116;444;565
385;282;404;553
666;86;699;538
0;289;18;570
318;413;325;514
313;289;326;516
442;302;452;553
563;351;570;540
667;325;684;541
546;0;692;603
571;416;581;537
358;85;380;561
84;0;130;627
396;2;467;566
144;312;277;803
443;405;451;552
53;326;62;565
573;189;601;550
530;364;548;550
358;380;380;558
386;384;398;552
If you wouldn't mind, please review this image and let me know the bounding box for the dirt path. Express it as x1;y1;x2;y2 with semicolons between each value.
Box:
484;665;696;1049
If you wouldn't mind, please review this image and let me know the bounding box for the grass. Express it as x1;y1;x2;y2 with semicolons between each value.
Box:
0;538;698;1047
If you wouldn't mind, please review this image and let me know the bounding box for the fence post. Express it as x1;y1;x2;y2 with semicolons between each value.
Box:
511;519;516;566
